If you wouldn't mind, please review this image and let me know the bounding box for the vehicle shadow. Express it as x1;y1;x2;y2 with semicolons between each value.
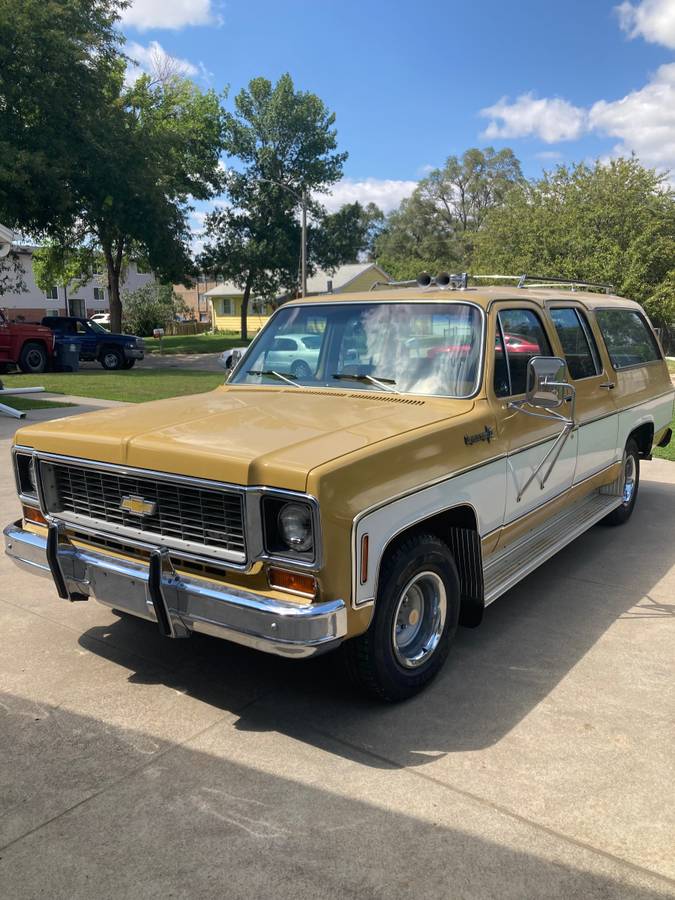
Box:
78;477;675;770
1;693;669;898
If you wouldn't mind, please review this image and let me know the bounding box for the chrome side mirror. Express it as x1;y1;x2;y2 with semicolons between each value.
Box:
525;356;570;409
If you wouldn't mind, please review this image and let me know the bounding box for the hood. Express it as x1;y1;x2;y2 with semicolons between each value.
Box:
14;385;473;491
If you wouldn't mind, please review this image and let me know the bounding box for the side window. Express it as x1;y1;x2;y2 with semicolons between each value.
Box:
494;308;552;397
595;309;662;369
271;337;297;352
550;308;600;379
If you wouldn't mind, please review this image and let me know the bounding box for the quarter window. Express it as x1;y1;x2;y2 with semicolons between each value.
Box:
595;309;661;369
550;308;600;379
494;308;552;397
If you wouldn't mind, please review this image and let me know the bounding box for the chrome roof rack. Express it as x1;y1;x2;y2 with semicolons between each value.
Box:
470;273;614;294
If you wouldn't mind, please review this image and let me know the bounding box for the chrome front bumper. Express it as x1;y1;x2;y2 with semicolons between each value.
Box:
3;521;347;658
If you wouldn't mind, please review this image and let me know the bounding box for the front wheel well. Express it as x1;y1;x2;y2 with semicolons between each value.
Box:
380;505;483;628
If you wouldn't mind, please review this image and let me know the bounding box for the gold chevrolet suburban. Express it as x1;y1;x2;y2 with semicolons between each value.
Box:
5;274;674;700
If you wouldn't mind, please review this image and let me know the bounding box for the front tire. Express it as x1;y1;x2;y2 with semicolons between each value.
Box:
100;348;124;370
291;359;312;380
122;359;136;369
18;342;48;374
344;533;460;702
602;438;640;526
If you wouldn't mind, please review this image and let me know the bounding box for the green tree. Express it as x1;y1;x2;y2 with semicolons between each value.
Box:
32;244;99;316
310;202;384;270
0;253;26;297
200;74;347;339
375;147;523;277
0;0;224;333
473;157;675;331
122;283;189;336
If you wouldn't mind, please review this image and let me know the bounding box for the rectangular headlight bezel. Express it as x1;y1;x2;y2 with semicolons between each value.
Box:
260;495;319;566
12;448;40;508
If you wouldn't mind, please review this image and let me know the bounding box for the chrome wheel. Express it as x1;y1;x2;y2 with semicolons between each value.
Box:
103;352;120;369
392;571;447;669
623;453;637;505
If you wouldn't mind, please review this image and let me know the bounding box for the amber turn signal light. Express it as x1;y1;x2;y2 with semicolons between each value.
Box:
267;567;317;598
23;505;47;526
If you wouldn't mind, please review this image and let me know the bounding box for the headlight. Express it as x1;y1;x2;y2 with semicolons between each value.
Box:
261;496;316;560
15;452;38;500
277;502;313;552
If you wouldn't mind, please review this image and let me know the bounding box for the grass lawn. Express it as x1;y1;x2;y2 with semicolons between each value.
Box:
0;395;75;412
2;370;225;404
653;413;675;461
667;358;675;374
144;333;251;355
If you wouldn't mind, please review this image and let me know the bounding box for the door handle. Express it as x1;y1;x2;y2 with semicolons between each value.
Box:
600;382;615;390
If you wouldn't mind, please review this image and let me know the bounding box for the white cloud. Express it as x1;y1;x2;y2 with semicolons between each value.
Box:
616;0;675;49
589;62;675;168
316;177;417;213
534;150;563;160
125;40;199;85
480;93;587;143
121;0;219;31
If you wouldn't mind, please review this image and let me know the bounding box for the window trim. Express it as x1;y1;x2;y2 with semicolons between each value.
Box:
231;299;487;401
594;306;664;371
493;306;553;399
549;305;602;381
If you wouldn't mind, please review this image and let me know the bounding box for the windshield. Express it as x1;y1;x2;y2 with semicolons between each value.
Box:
231;302;483;398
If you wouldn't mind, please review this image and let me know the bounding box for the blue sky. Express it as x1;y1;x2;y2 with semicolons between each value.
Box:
121;0;675;216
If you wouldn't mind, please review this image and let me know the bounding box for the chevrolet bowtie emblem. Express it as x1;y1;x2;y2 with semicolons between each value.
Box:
120;495;157;517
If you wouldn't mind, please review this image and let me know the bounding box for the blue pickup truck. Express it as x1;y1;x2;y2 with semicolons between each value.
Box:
41;317;145;370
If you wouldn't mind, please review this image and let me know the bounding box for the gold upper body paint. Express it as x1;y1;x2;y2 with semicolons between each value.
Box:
12;287;674;628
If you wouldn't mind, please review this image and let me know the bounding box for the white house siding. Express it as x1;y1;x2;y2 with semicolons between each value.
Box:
0;247;156;322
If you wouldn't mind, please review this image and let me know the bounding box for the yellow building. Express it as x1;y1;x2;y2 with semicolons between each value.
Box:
206;264;391;334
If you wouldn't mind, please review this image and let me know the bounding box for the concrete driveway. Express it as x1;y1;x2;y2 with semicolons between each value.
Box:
1;406;674;899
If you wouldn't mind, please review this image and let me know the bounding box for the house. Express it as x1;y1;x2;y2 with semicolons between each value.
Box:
172;274;217;325
205;282;276;333
0;244;155;322
206;263;391;333
304;262;390;296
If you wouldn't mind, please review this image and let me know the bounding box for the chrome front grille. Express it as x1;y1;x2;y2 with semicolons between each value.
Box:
41;460;246;562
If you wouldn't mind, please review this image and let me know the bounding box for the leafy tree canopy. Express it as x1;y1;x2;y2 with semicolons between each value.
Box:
0;0;224;332
473;157;675;332
375;147;524;278
200;73;347;338
122;283;189;336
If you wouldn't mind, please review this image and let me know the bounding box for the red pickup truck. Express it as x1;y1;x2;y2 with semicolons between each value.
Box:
0;309;55;373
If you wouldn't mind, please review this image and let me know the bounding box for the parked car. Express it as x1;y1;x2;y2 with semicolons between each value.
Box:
41;316;144;370
6;278;673;701
218;346;249;371
89;312;110;328
0;308;55;373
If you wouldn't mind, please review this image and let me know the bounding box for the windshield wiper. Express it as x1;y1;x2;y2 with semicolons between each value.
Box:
332;373;400;394
247;370;300;388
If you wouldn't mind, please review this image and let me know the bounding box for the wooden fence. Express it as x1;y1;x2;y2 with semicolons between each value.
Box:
163;320;212;336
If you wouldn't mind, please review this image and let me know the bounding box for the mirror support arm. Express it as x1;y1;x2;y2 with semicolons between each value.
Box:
509;385;576;501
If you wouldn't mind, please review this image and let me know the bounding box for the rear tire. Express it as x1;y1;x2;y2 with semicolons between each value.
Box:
100;348;123;370
601;438;640;526
343;533;460;702
291;359;312;380
18;342;47;374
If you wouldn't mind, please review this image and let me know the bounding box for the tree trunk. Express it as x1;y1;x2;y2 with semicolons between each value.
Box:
240;272;253;341
104;239;124;333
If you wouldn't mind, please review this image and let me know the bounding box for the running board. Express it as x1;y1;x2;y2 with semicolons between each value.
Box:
483;491;623;606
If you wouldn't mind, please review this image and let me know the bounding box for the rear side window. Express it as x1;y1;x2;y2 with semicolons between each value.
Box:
595;309;661;369
494;308;552;397
550;308;601;379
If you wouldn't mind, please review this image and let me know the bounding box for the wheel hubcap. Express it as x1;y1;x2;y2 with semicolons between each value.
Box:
105;353;118;368
27;350;42;368
623;454;636;505
392;571;447;669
